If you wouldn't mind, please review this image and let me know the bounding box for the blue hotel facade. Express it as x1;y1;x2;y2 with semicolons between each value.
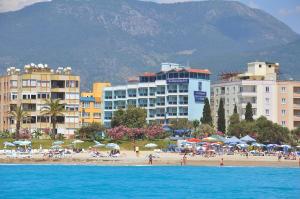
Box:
103;63;211;127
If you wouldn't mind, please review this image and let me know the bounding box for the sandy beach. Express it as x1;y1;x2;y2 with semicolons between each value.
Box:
0;151;299;167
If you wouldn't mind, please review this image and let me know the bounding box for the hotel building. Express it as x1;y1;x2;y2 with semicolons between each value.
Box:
103;63;211;127
212;61;300;130
0;64;80;137
80;82;111;126
211;61;279;127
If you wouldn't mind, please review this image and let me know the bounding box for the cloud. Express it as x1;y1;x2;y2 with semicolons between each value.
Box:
0;0;50;13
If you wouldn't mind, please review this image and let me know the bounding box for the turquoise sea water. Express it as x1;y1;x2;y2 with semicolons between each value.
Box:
0;165;299;199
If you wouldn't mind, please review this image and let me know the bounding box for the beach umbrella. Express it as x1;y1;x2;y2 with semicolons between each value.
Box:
18;141;31;146
93;143;105;148
13;140;23;145
224;136;244;144
251;143;265;147
281;145;291;149
106;143;120;150
267;144;278;148
210;134;225;142
237;143;249;148
51;145;62;149
72;140;84;144
145;143;158;148
3;142;15;147
202;137;219;142
94;140;101;145
53;141;64;145
186;138;201;143
240;135;256;143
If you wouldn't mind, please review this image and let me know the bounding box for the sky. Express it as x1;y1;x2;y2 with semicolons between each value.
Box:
0;0;299;33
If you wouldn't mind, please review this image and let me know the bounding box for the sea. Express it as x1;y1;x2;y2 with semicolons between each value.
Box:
0;165;299;199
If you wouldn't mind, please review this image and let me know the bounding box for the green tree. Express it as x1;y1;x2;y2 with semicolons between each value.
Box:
217;99;226;133
111;109;125;127
200;98;213;126
245;102;253;121
169;118;193;130
192;120;200;131
41;99;65;139
9;105;28;139
111;106;147;128
291;127;300;143
194;124;215;138
76;122;105;140
228;120;255;137
233;104;238;114
227;113;240;136
255;116;290;144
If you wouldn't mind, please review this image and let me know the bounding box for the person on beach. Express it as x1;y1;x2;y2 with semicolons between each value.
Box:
220;158;224;166
148;154;153;165
181;153;187;166
135;146;139;157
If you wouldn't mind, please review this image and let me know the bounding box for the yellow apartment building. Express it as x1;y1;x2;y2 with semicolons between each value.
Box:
80;82;111;125
0;64;80;138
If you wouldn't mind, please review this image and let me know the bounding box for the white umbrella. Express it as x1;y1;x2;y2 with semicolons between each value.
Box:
19;141;31;146
4;142;15;147
93;143;105;148
106;143;120;150
51;145;62;149
53;141;64;145
72;140;84;144
145;143;158;148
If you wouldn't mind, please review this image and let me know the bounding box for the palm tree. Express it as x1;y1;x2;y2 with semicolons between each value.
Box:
41;99;65;138
9;105;28;139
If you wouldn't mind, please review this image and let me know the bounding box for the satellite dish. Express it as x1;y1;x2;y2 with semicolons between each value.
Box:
30;63;35;66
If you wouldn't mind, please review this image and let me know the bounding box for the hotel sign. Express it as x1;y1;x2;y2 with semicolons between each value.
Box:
194;91;206;103
166;79;189;84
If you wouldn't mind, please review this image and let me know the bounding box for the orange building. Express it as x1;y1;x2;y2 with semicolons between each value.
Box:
80;82;111;125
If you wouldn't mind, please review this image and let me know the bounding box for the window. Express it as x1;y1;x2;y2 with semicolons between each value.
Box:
22;79;36;87
66;80;79;88
94;102;101;108
281;121;286;126
198;82;202;91
265;86;270;93
265;109;270;116
11;93;18;100
10;80;18;88
93;113;101;118
282;109;286;115
37;80;50;87
265;98;270;104
281;87;286;93
282;98;286;104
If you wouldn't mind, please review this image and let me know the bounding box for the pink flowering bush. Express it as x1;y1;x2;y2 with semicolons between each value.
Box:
18;129;32;139
107;125;127;140
145;125;164;139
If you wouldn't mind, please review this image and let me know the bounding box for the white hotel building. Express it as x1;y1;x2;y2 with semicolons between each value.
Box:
103;63;211;127
211;61;279;127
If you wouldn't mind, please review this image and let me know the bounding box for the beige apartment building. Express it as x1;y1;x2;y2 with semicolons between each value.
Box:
277;81;300;129
0;64;80;137
212;61;300;130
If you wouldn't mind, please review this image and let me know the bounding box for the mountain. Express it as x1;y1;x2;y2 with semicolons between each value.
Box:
0;0;299;88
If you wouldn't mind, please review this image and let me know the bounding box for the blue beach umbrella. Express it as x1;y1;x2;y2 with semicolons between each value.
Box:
3;142;15;147
53;141;64;145
106;143;120;150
